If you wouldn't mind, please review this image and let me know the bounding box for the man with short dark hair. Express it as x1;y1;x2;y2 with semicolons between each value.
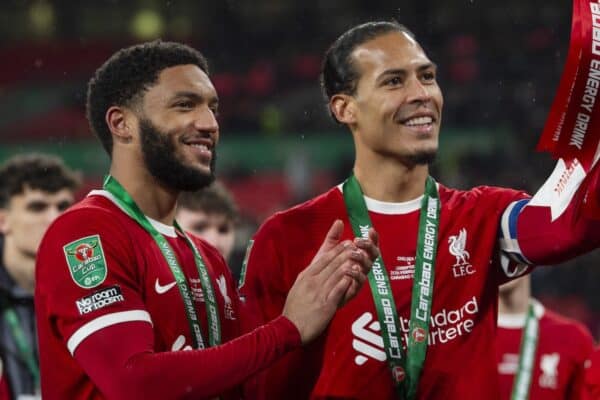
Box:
177;181;239;263
0;153;80;399
35;40;377;400
240;21;600;399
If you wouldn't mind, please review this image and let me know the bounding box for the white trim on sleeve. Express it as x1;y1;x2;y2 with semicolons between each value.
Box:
67;310;153;355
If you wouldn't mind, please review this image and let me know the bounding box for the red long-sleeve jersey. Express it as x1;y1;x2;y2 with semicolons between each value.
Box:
35;191;301;400
240;161;600;399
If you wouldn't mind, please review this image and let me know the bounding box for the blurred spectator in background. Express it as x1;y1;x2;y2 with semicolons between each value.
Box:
0;154;80;399
177;181;239;263
497;275;593;399
584;347;600;400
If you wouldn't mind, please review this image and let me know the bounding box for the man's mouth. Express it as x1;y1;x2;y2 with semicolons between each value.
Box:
399;114;436;134
403;116;433;127
189;143;210;151
183;138;213;162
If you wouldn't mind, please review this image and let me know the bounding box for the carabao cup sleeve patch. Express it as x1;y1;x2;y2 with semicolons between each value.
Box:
63;234;108;289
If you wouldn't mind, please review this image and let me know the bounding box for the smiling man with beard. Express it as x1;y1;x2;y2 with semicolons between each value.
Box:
34;40;378;400
138;117;217;191
239;21;600;399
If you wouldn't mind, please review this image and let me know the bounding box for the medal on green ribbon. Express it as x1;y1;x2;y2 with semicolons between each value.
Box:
343;175;440;400
510;303;540;400
103;176;221;349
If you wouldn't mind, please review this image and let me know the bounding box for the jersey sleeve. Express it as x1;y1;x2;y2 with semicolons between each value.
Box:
461;186;534;282
498;159;600;271
73;314;300;399
238;215;289;333
238;215;306;400
36;207;150;357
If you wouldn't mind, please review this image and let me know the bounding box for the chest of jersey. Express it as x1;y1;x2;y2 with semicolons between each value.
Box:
134;234;237;352
312;203;504;398
246;185;525;399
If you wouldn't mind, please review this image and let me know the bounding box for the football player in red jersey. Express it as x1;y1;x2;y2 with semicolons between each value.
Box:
240;21;600;399
496;275;593;400
34;40;378;400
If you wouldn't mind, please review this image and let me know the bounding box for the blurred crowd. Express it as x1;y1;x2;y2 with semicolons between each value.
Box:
0;1;571;139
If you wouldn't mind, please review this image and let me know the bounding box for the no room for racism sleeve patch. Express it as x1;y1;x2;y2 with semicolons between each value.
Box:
63;234;108;289
76;285;125;315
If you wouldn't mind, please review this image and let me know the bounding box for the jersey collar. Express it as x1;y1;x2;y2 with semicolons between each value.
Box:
88;190;178;238
337;184;427;214
497;299;545;328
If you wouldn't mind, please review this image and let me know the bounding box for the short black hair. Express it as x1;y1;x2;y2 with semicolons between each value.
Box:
320;21;415;121
86;40;209;156
0;154;81;208
177;181;239;224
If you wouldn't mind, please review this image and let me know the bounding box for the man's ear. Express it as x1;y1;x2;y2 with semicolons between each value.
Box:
106;106;134;144
330;94;357;125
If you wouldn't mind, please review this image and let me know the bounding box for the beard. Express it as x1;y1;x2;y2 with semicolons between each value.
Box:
139;118;216;191
403;149;437;166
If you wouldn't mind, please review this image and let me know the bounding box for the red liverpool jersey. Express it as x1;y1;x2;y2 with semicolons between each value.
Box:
36;191;242;399
496;302;593;400
241;183;529;399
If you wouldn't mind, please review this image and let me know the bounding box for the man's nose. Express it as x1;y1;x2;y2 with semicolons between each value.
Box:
405;77;431;104
193;106;219;134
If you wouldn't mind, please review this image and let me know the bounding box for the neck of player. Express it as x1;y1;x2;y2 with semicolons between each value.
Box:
498;277;531;315
3;241;34;294
109;156;178;226
353;152;430;202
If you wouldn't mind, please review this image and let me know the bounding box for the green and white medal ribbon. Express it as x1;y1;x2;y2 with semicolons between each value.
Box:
343;175;440;400
103;176;221;349
510;303;540;400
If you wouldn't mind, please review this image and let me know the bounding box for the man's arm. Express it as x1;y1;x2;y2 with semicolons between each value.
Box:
498;159;600;272
73;316;301;399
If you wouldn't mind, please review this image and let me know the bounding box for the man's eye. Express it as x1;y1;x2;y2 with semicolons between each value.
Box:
191;223;209;232
27;202;48;212
385;77;402;86
422;72;436;81
175;101;194;108
57;201;73;211
218;225;232;234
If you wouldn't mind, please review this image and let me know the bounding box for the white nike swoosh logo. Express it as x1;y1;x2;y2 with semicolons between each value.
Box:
155;279;177;294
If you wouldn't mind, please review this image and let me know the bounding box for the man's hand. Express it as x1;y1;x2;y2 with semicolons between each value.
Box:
342;228;378;305
282;220;378;344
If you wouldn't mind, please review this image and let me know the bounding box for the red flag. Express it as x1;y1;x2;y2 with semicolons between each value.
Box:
537;0;583;154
